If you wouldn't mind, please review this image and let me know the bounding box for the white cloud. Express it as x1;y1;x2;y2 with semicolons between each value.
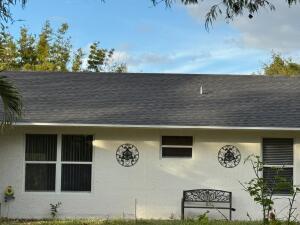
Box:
109;49;213;73
108;1;300;74
110;46;266;74
232;1;300;53
163;47;265;74
186;0;300;53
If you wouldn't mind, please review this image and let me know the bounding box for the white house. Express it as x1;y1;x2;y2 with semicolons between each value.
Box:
0;72;299;220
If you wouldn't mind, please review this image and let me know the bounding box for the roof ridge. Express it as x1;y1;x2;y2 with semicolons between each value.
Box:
2;71;300;79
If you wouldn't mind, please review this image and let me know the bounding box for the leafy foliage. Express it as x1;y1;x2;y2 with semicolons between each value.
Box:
263;54;300;76
72;48;84;72
241;155;294;224
51;23;72;72
197;211;210;223
286;187;300;225
87;41;113;72
87;42;127;72
50;201;62;218
151;0;299;30
0;0;27;27
18;27;36;69
0;21;127;72
0;75;22;128
35;21;54;71
0;31;17;70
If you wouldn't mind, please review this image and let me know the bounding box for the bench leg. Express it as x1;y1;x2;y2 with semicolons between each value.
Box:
229;192;232;220
181;199;184;220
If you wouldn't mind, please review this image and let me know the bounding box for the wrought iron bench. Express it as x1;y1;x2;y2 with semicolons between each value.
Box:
181;189;235;220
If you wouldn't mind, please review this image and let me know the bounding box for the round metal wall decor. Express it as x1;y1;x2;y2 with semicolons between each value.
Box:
116;143;139;167
218;145;241;168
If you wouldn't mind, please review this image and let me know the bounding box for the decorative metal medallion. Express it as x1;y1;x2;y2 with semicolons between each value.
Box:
116;144;139;167
218;145;241;168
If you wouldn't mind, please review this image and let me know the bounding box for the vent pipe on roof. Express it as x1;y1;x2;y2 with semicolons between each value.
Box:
200;86;203;95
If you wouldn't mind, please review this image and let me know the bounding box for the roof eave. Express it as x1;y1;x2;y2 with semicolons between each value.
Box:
13;122;300;131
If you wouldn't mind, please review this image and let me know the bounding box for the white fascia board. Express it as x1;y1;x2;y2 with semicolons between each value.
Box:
14;122;300;131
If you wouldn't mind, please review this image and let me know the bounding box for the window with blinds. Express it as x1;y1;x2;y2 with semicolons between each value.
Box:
263;138;294;195
161;136;193;158
61;135;93;192
25;134;57;191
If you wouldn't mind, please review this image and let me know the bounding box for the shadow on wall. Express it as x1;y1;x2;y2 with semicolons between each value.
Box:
92;133;261;219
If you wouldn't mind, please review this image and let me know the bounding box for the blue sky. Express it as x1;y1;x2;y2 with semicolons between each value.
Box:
8;0;300;74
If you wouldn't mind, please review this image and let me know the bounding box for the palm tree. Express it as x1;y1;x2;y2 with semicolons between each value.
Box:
0;76;22;128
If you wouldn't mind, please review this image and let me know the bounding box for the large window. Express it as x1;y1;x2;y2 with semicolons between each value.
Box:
25;134;93;192
263;138;293;195
25;134;57;191
161;136;193;158
61;135;93;192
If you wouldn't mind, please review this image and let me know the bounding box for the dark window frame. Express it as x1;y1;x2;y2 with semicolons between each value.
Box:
262;138;294;195
161;136;193;158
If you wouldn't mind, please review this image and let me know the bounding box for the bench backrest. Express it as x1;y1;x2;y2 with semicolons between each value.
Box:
183;189;231;203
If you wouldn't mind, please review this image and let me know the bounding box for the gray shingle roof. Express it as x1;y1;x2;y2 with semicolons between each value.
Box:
2;71;300;128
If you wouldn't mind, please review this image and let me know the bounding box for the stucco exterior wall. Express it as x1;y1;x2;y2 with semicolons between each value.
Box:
0;126;300;220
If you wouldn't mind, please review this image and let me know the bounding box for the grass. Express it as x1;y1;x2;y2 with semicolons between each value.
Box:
0;219;263;225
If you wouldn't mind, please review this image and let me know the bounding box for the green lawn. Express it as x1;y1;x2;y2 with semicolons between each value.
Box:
0;219;263;225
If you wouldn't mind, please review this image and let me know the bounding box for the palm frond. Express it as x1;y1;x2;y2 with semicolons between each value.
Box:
0;75;22;128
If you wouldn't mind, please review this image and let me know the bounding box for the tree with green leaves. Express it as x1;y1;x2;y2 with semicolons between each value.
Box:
263;53;300;76
35;21;54;71
72;48;84;72
87;42;127;72
0;1;26;127
0;21;127;72
111;63;127;73
51;23;72;72
0;31;18;71
18;27;37;70
87;42;114;72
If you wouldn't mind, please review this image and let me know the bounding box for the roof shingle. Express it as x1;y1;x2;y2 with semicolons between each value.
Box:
2;71;300;128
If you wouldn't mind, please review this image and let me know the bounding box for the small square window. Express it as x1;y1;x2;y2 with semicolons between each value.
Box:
161;136;193;158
